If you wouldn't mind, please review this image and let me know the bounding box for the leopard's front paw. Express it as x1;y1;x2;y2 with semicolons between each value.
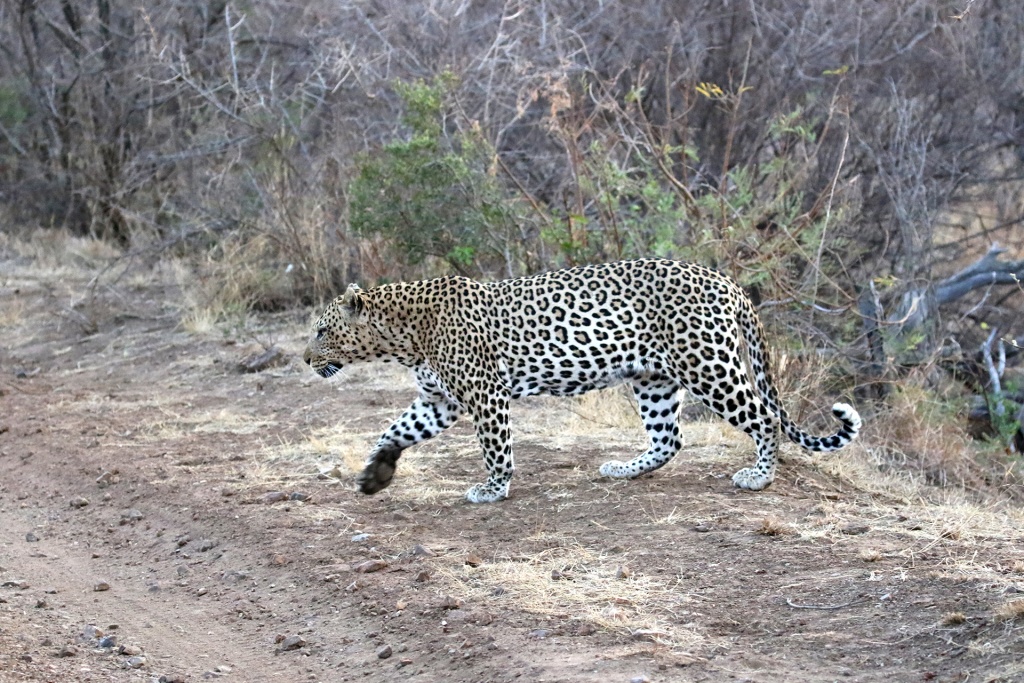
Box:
731;467;773;491
465;482;509;503
357;448;401;495
599;460;635;478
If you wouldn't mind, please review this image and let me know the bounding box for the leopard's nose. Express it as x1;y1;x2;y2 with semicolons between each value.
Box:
302;347;313;365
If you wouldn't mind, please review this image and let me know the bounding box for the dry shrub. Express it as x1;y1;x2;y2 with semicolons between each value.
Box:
995;599;1024;623
757;516;794;537
863;373;985;491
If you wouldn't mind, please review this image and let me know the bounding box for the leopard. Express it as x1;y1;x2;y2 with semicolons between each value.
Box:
302;259;862;503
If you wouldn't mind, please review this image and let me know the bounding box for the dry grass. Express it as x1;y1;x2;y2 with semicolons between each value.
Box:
434;543;704;652
995;599;1024;623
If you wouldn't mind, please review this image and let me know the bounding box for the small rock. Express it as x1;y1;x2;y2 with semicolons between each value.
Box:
70;497;90;509
221;570;250;584
440;596;463;610
124;655;147;669
1;580;29;589
397;657;413;668
220;488;237;497
353;559;388;573
120;509;144;524
82;625;104;640
631;676;651;683
19;654;32;663
528;629;550;639
197;587;209;596
215;665;233;674
550;569;565;580
414;570;431;583
25;532;39;542
93;582;111;592
159;676;187;683
841;524;870;536
99;636;117;648
58;644;78;657
96;471;117;488
465;553;484;567
271;554;290;566
411;544;435;557
197;539;217;552
35;598;48;608
377;644;393;659
693;524;712;532
289;492;309;501
237;346;285;373
351;533;371;542
616;565;632;579
119;644;143;656
261;491;288;504
279;635;306;651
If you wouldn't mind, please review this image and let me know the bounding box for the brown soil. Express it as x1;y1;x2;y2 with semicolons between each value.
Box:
1;255;1023;683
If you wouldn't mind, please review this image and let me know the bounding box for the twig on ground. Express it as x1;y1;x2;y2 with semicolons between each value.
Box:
785;595;870;610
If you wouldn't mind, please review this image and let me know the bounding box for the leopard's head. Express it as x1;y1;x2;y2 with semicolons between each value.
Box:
303;284;373;378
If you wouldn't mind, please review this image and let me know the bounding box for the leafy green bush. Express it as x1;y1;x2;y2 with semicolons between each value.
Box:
349;74;531;278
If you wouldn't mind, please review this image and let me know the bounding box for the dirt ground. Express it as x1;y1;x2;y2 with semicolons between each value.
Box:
2;244;1023;683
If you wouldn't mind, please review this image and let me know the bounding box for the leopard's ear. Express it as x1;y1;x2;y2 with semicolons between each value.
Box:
341;284;366;316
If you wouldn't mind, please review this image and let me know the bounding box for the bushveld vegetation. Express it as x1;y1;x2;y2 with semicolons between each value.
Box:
2;0;1023;490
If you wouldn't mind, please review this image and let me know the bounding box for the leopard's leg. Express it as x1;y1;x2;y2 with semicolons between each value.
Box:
684;363;780;491
358;368;463;495
600;378;682;478
464;389;515;503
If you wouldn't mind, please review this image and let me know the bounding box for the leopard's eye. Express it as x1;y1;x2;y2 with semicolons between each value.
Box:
316;326;328;340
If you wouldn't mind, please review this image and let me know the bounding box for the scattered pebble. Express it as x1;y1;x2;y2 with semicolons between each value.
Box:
1;580;29;590
123;655;147;669
159;675;186;683
99;636;117;648
70;497;90;508
616;565;632;579
412;544;434;557
289;492;309;501
93;581;111;592
353;559;388;573
119;644;143;656
278;635;306;651
96;471;118;488
440;596;463;610
25;532;39;542
841;524;870;536
261;491;288;504
397;657;413;668
57;644;78;658
631;676;651;683
34;597;47;608
414;570;431;583
465;553;483;567
693;523;712;533
81;625;104;640
120;509;144;524
351;533;371;542
528;629;550;639
198;539;217;552
377;644;393;659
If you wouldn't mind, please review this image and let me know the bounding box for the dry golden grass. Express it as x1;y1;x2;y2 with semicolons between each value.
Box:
995;599;1024;623
757;516;795;536
434;543;703;652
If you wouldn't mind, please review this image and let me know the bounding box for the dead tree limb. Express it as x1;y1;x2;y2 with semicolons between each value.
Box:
884;243;1024;344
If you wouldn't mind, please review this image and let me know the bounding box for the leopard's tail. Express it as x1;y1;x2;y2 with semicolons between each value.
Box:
736;291;862;452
